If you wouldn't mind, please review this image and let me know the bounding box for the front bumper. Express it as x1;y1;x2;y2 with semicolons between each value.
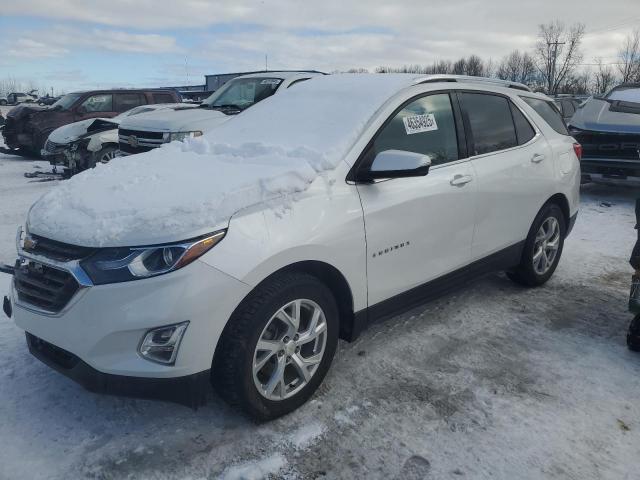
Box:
27;332;210;407
12;259;251;381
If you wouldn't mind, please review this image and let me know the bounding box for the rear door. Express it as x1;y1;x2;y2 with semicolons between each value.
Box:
356;91;477;305
458;91;554;260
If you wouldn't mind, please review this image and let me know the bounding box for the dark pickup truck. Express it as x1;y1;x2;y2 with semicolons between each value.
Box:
569;83;640;186
2;89;181;157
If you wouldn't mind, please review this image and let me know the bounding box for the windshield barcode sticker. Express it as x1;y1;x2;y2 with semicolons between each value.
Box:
403;114;438;134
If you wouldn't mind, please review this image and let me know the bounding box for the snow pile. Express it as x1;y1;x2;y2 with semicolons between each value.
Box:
220;454;286;480
28;74;420;247
288;422;326;449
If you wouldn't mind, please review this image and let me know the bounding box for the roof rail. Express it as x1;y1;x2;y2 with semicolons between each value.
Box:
415;75;532;92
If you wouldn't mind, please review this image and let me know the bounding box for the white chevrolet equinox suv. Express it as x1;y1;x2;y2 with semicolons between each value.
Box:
8;74;580;420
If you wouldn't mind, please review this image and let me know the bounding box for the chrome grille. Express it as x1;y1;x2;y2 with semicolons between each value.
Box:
118;128;167;155
14;260;80;314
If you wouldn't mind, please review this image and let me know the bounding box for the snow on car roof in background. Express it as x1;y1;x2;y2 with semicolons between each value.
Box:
27;74;424;247
234;71;324;79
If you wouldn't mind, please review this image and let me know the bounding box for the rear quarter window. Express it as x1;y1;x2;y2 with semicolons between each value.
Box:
520;96;570;135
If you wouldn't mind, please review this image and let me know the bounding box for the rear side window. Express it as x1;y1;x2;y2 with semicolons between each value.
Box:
152;93;175;104
114;93;146;112
459;93;517;155
510;103;536;145
520;96;570;135
372;93;459;166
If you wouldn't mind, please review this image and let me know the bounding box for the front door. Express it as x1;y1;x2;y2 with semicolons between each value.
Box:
355;92;477;306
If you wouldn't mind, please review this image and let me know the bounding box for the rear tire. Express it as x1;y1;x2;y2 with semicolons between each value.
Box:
507;203;566;287
212;272;339;421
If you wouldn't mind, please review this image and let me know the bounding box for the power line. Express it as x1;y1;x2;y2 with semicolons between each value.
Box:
583;16;640;35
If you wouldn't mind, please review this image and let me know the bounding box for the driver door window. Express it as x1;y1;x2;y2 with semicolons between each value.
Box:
371;93;459;167
80;94;113;113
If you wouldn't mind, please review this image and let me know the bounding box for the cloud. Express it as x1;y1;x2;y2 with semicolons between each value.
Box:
3;26;182;59
6;38;69;58
3;0;635;67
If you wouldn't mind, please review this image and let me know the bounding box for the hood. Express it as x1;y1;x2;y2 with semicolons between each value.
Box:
6;104;48;121
27;140;328;247
118;107;231;133
48;117;118;144
569;97;640;134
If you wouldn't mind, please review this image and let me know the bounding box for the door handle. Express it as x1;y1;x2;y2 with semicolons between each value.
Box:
450;174;473;186
531;153;546;163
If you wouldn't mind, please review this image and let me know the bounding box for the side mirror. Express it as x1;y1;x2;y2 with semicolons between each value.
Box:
361;150;431;181
76;105;86;114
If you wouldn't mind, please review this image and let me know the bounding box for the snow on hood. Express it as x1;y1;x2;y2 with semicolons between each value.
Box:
49;117;116;144
28;74;420;247
118;107;230;132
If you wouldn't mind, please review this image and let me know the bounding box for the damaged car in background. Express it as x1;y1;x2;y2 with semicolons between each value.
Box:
569;83;640;186
1;88;181;157
43;103;197;176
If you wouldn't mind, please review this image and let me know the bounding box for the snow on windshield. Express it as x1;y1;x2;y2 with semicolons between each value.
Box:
607;87;640;103
28;74;420;247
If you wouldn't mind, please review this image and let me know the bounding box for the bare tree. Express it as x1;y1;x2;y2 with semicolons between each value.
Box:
593;58;616;94
535;21;585;94
452;58;467;75
496;50;537;85
618;29;640;83
559;71;591;94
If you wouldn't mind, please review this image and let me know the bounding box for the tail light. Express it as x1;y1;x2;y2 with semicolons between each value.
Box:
573;142;582;161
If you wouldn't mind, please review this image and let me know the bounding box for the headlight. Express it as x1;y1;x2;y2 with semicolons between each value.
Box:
81;230;225;285
169;131;202;142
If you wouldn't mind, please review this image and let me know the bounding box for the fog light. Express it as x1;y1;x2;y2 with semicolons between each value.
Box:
138;321;189;365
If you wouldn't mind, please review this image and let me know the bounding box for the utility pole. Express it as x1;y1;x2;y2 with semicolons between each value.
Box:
265;54;268;71
548;41;565;95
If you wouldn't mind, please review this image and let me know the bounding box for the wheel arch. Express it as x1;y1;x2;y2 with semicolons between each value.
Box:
218;260;357;348
544;193;570;235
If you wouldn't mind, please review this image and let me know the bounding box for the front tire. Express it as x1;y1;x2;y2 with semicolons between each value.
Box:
212;272;339;420
86;145;118;170
507;203;566;287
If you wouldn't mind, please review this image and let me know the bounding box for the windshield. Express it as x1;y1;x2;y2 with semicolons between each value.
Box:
201;77;283;112
50;93;83;111
606;86;640;103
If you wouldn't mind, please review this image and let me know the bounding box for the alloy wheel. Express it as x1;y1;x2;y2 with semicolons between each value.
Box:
253;299;327;401
532;217;560;275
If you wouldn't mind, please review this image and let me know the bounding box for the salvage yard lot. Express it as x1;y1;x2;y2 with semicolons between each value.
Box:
0;108;639;479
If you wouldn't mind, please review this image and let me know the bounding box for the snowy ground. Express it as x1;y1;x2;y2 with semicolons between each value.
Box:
1;105;640;479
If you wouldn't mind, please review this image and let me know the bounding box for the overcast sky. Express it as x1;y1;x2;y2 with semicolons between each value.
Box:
0;0;638;92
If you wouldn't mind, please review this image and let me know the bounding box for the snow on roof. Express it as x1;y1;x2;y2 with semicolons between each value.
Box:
236;71;324;80
27;74;423;247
